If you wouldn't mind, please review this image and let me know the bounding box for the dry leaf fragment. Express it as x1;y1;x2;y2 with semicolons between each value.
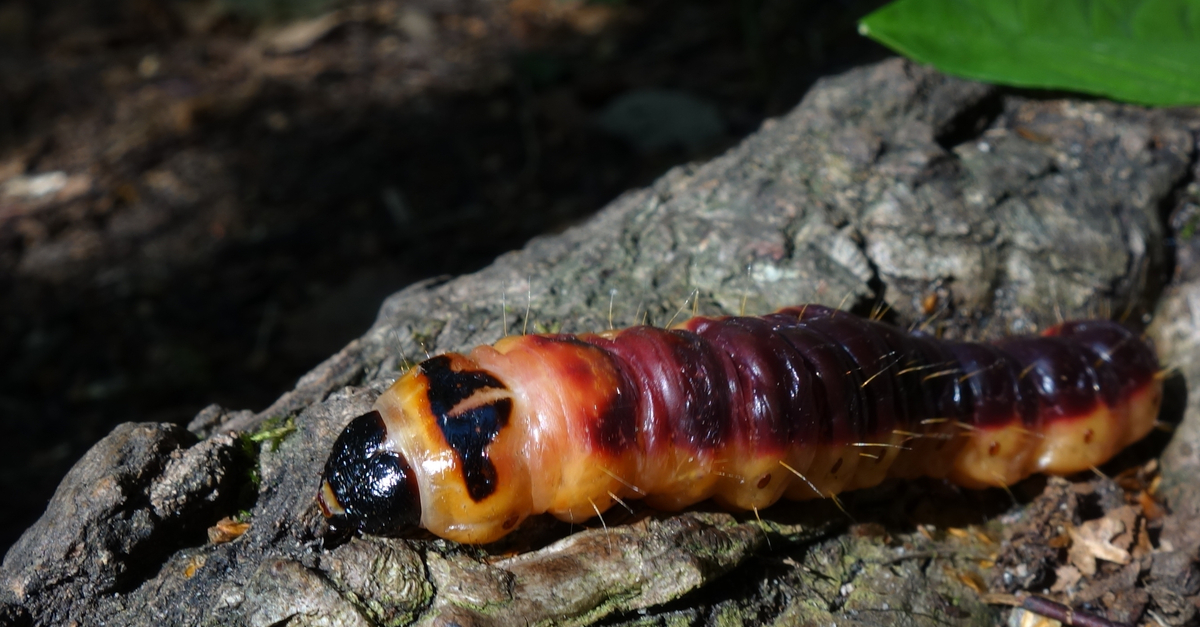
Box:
1051;564;1082;594
1138;491;1165;520
1009;607;1062;627
208;516;250;544
1047;533;1072;549
1130;517;1155;560
1107;506;1140;552
264;12;345;55
1067;516;1131;577
956;569;987;594
183;554;206;578
2;171;92;201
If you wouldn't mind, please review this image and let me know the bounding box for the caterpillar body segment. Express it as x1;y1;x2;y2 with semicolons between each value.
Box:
318;305;1163;544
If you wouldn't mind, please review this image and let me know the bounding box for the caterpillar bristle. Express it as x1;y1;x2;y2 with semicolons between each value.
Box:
1154;366;1177;381
523;277;533;336
599;466;644;496
607;289;617;331
501;289;508;337
922;368;960;382
827;492;854;522
778;460;822;496
751;506;772;550
587;497;612;551
608;492;633;515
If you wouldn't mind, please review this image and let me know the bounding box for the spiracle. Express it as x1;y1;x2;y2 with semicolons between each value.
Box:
317;304;1163;544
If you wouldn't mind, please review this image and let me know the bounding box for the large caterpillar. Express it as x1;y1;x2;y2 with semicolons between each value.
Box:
317;305;1163;544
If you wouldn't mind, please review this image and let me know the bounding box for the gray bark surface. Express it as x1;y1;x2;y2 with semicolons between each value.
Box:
3;59;1198;627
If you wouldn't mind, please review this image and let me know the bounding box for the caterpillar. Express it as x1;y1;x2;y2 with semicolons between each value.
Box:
317;305;1163;544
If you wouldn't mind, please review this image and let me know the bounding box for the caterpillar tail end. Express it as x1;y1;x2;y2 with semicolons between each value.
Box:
319;410;422;537
947;378;1164;489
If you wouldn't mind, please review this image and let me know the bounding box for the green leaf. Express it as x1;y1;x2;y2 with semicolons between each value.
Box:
859;0;1200;106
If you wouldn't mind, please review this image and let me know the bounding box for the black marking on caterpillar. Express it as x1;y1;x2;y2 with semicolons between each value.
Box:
421;355;512;501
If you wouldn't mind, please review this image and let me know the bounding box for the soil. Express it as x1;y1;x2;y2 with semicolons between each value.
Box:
0;0;890;554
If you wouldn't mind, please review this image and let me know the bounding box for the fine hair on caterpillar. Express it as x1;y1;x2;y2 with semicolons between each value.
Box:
317;303;1163;544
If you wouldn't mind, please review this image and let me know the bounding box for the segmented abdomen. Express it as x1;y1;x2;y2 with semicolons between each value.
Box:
320;305;1162;544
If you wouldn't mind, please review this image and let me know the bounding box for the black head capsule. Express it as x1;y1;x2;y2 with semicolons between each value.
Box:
318;410;421;537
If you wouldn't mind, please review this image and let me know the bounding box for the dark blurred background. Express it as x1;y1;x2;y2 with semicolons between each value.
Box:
0;0;890;553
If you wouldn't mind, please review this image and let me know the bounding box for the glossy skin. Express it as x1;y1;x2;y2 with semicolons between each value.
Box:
318;305;1163;544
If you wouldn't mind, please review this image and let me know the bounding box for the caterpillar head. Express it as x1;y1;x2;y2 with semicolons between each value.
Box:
318;410;421;537
318;354;533;544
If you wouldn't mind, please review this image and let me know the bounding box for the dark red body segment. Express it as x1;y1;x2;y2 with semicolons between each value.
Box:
586;327;734;453
576;306;1158;452
1034;321;1159;402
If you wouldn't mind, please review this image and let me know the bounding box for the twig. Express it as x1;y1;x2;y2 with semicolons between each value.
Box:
985;593;1133;627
